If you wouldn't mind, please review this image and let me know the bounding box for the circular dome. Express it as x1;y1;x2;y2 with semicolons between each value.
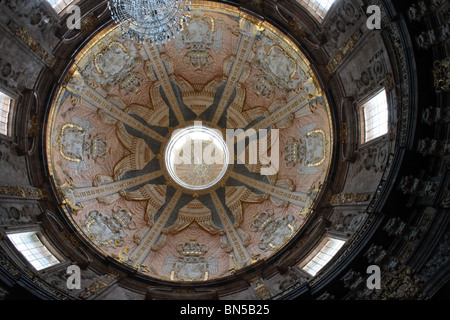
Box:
165;124;229;190
45;1;333;283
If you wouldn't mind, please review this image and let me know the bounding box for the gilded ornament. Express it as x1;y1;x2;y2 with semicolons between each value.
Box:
433;57;450;93
163;240;218;281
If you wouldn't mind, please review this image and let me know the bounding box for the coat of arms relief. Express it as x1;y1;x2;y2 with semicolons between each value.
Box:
81;39;143;95
251;209;297;251
174;11;223;70
82;207;137;248
163;240;218;281
55;117;109;171
282;123;329;175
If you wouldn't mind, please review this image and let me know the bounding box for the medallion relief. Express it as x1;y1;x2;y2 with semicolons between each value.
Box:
82;207;136;248
174;11;223;70
163;240;218;281
55;117;109;171
251;209;296;251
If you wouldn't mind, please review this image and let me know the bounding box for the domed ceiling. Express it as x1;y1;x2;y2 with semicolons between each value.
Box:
45;1;333;282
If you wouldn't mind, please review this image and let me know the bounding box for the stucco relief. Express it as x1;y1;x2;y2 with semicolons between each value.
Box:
81;38;143;95
251;209;297;251
55;117;109;171
282;122;329;175
82;207;137;248
162;240;218;281
253;38;308;98
0;36;40;91
0;203;40;226
0;142;29;186
174;11;223;70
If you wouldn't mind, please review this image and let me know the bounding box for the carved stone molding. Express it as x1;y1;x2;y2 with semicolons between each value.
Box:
433;57;450;93
8;20;54;66
408;0;447;22
422;107;450;125
327;31;362;74
398;176;438;198
329;192;372;206
417;137;450;157
79;273;119;300
376;266;424;300
0;186;46;199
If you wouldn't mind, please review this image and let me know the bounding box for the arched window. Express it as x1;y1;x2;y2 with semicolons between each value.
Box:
299;237;345;276
360;89;389;143
0;90;14;137
7;231;61;271
296;0;336;20
47;0;80;14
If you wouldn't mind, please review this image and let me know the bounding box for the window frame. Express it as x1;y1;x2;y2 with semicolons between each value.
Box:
46;0;80;15
0;89;17;139
298;236;346;277
358;88;390;146
295;0;337;21
6;229;64;272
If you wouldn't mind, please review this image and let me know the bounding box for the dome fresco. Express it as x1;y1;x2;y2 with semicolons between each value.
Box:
46;1;334;282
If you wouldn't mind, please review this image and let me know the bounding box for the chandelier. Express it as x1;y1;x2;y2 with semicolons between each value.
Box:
108;0;191;44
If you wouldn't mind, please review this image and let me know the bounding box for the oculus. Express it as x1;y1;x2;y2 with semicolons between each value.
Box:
165;124;229;190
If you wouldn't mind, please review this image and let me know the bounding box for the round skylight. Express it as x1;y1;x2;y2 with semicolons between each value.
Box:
165;124;229;190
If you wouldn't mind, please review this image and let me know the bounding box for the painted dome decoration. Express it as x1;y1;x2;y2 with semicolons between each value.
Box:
46;1;333;282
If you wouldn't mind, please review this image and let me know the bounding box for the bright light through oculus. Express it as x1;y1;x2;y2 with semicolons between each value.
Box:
165;125;229;190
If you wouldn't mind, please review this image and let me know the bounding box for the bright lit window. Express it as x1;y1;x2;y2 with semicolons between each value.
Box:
297;0;336;20
0;91;13;136
361;89;389;143
301;237;345;276
7;232;60;271
165;125;229;190
47;0;79;13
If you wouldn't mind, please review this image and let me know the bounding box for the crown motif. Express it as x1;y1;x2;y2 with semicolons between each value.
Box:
282;137;303;169
255;75;275;98
89;134;109;164
186;50;212;69
177;240;208;257
251;209;274;232
111;207;133;229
